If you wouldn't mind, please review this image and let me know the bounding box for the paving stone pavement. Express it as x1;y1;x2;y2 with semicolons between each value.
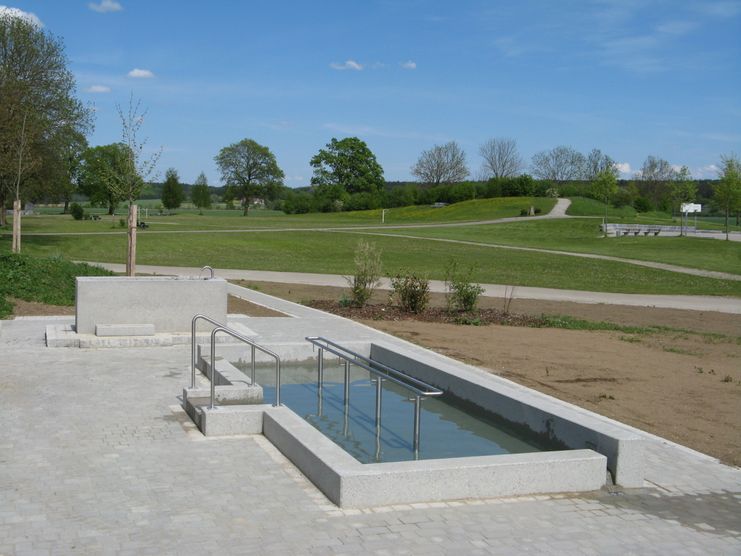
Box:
1;316;739;555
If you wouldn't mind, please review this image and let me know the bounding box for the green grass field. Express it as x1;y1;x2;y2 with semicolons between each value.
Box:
3;196;739;296
3;228;739;296
379;218;741;275
17;197;556;234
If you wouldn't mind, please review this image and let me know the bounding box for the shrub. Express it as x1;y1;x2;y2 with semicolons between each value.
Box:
519;208;528;216
390;272;430;313
70;203;84;220
445;260;485;312
633;197;653;212
345;240;382;307
0;253;112;314
118;218;126;228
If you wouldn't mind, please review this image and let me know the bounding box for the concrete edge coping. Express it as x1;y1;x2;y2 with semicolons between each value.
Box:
262;405;606;508
369;341;644;487
194;403;606;508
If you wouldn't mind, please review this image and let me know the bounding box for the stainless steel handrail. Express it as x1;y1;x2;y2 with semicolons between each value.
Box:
306;336;442;457
306;337;443;397
200;265;215;279
191;314;224;389
190;314;281;408
209;326;281;409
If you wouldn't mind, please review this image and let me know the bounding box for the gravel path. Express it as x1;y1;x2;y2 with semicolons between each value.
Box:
88;262;741;314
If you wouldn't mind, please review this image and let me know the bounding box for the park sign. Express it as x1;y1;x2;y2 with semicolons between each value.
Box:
681;203;702;214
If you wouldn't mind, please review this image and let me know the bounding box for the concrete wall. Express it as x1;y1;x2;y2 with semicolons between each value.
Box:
370;343;644;488
76;276;227;334
262;406;606;508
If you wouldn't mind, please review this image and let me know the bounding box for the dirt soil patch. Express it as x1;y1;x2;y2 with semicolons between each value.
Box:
236;280;741;467
228;295;286;317
5;298;75;317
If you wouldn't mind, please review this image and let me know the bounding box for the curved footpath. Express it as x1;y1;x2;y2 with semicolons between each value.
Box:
89;262;741;314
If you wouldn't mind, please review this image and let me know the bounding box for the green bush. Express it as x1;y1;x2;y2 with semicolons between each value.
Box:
390;272;430;313
345;240;382;307
70;203;84;220
445;260;485;312
633;197;653;212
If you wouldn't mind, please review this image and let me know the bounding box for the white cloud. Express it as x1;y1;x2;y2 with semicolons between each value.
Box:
127;68;155;78
88;0;122;13
615;162;632;175
0;5;43;26
85;84;111;93
696;164;720;178
330;60;363;71
400;60;417;70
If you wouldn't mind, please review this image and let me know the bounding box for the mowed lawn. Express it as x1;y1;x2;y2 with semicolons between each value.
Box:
10;197;556;234
380;219;741;275
5;229;741;296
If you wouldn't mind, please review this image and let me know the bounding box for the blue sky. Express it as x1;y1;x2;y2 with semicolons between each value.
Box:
4;1;741;186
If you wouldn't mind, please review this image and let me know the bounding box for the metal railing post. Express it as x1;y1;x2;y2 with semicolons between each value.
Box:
343;360;350;406
209;327;220;410
191;317;197;389
375;377;383;427
316;347;324;416
275;359;281;407
250;344;256;385
413;395;422;459
374;376;383;462
317;347;324;389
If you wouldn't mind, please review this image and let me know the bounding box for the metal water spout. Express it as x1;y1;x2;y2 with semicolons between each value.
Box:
200;265;215;280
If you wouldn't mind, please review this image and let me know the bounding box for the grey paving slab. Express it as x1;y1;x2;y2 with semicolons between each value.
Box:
1;306;739;555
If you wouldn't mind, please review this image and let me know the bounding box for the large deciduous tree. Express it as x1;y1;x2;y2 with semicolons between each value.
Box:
78;143;133;215
715;154;741;241
215;138;284;215
636;155;676;210
530;146;586;181
190;171;211;213
479;138;523;179
161;168;184;210
0;11;93;249
311;137;384;195
411;141;469;185
584;149;618;180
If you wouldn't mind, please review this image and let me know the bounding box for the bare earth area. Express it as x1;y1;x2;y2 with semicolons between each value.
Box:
9;282;740;466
